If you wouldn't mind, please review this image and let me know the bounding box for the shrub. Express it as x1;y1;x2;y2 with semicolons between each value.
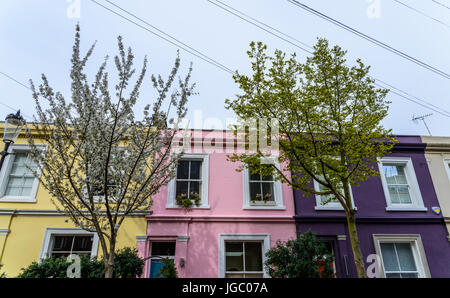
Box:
158;257;178;278
17;247;143;278
264;230;335;278
0;264;6;278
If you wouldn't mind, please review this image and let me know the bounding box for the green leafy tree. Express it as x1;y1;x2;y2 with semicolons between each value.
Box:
158;257;178;278
226;39;397;278
265;231;334;278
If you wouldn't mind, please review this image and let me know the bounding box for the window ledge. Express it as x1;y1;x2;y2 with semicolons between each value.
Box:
250;201;277;206
166;205;210;210
243;205;286;210
315;206;357;211
0;196;37;203
386;206;428;212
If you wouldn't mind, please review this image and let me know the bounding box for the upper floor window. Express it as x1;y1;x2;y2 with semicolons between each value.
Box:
242;162;284;210
373;234;430;278
378;157;427;211
167;154;209;208
0;145;41;203
313;179;355;211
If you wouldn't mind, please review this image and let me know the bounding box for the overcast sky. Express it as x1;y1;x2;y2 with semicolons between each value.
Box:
0;0;449;136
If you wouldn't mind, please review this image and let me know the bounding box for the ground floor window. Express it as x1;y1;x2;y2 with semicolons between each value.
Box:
225;241;264;278
39;228;99;261
50;235;94;258
373;234;430;278
316;240;336;277
149;241;176;278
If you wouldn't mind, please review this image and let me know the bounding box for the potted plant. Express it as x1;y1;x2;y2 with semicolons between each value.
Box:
175;192;201;209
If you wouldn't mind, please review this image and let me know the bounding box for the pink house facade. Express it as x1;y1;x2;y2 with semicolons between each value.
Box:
137;130;296;278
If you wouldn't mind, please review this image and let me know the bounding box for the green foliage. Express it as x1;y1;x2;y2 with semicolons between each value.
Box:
264;231;334;278
175;192;201;209
226;39;397;209
158;257;178;278
17;247;143;278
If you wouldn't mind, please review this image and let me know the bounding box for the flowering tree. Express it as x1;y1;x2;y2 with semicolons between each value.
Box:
26;25;195;277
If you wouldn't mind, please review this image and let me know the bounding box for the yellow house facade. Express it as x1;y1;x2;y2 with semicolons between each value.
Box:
422;136;450;241
0;126;148;277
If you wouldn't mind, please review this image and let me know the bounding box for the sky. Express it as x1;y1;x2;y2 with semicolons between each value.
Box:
0;0;449;136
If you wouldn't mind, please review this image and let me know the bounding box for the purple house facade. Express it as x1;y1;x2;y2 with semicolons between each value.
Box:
294;136;450;278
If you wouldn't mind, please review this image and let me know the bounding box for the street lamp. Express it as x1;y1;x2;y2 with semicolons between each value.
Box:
0;110;25;170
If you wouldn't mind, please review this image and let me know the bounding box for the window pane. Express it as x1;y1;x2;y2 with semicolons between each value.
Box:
244;242;262;271
249;170;261;181
151;242;176;256
397;186;412;204
380;243;400;271
261;182;275;201
52;236;74;252
384;164;407;184
190;161;201;179
225;273;245;278
400;273;418;278
19;187;32;196
225;242;243;271
244;273;264;278
150;259;164;278
176;161;189;179
386;273;401;278
189;181;200;197
72;236;93;252
175;181;188;197
388;186;400;204
395;243;416;271
249;182;262;201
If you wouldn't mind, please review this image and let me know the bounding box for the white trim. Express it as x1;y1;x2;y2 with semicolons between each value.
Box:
377;157;427;211
0;229;9;236
136;235;147;242
313;180;356;211
444;158;450;182
178;235;190;242
218;234;270;278
242;163;285;210
372;234;431;278
166;154;210;209
39;227;99;262
0;144;45;203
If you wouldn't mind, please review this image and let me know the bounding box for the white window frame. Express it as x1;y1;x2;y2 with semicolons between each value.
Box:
243;162;285;210
148;241;176;278
218;234;270;278
444;158;450;182
0;144;44;203
378;157;427;211
313;179;356;211
372;234;431;278
39;228;99;262
167;154;209;209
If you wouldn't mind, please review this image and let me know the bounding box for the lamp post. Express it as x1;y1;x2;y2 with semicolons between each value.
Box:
0;110;25;171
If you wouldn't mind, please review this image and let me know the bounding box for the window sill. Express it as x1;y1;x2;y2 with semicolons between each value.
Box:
386;206;428;212
166;205;210;209
0;196;37;203
315;206;357;211
243;205;286;210
250;201;277;206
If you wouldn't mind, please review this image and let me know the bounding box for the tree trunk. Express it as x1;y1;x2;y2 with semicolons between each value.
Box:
346;212;366;278
104;239;116;278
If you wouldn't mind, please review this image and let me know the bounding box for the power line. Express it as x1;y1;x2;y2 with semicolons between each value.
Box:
89;0;234;75
432;0;450;10
287;0;450;80
393;0;450;28
0;71;31;90
207;0;450;118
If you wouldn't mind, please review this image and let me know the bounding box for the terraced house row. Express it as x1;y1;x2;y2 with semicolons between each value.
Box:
1;128;450;277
